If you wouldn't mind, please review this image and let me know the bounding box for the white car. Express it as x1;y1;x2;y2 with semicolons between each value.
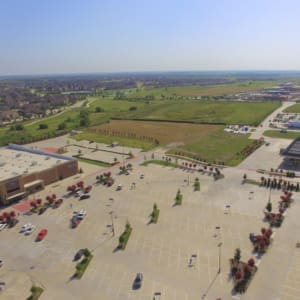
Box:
20;223;32;233
25;225;36;235
75;209;87;220
0;223;7;231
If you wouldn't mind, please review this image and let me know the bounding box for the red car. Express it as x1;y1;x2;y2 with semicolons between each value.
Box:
36;229;48;241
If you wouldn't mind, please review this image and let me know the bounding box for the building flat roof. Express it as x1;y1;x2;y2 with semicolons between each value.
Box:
0;144;75;182
282;138;300;158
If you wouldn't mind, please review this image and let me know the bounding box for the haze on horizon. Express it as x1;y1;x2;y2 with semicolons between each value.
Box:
1;0;300;76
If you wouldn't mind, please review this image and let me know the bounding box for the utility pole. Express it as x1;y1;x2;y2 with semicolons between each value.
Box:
109;211;115;236
218;242;223;274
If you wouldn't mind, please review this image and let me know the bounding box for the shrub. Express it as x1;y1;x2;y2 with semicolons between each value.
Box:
83;248;91;257
193;178;200;191
38;123;48;130
118;222;132;250
234;248;241;263
175;189;183;205
27;286;44;300
95;106;104;112
74;252;93;279
151;203;160;223
266;202;272;212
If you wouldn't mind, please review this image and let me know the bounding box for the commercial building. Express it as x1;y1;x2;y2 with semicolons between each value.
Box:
0;144;78;205
288;119;300;129
281;138;300;164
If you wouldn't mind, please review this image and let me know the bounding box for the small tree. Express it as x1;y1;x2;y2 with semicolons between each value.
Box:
234;248;241;263
175;189;183;205
266;202;272;213
194;178;200;191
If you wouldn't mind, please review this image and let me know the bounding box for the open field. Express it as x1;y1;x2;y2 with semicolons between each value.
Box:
283;104;300;113
0;97;279;147
73;131;154;151
126;81;278;98
89;99;280;126
75;120;254;165
264;130;300;139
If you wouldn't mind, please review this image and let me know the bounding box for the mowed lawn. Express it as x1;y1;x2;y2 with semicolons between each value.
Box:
75;120;254;165
264;130;300;139
284;104;300;113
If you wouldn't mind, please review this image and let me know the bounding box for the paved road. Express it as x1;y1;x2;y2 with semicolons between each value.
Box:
250;101;295;140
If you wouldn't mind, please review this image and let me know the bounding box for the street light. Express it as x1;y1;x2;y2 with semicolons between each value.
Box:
109;211;115;237
218;242;223;274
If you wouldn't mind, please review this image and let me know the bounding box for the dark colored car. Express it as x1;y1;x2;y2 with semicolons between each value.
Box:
71;216;81;228
38;206;47;215
73;249;85;261
133;273;143;289
80;194;90;200
53;198;63;208
8;218;19;228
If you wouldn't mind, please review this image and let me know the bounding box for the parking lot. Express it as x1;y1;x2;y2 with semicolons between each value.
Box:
1;128;300;300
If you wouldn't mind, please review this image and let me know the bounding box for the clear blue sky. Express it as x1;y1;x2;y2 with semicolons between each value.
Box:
1;0;300;75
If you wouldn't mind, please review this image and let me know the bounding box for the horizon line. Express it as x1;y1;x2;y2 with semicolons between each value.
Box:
1;69;300;79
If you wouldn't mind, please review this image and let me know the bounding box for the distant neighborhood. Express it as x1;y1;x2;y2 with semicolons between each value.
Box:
1;73;300;126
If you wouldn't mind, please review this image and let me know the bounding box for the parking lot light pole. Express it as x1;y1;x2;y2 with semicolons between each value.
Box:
109;211;115;237
218;242;223;274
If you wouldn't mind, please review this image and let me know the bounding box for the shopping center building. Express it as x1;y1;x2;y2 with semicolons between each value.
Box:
0;144;78;205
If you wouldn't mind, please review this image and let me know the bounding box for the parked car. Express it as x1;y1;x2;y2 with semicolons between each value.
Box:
20;223;32;233
116;184;123;191
0;223;7;231
53;198;63;208
8;219;19;228
80;194;90;200
73;249;85;261
38;206;47;215
36;229;48;241
0;260;3;267
20;223;31;233
140;174;144;179
84;185;92;193
76;211;86;220
133;273;143;289
71;216;81;228
74;209;86;217
74;191;83;198
25;225;36;235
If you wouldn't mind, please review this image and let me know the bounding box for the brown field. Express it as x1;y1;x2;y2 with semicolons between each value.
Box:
92;120;221;145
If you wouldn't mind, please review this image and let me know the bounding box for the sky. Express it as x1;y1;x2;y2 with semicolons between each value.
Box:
1;0;300;75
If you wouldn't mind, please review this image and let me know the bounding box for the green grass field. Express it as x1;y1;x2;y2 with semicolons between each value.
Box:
263;130;300;139
73;131;154;150
167;127;253;166
283;104;300;113
89;98;280;125
124;81;277;98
